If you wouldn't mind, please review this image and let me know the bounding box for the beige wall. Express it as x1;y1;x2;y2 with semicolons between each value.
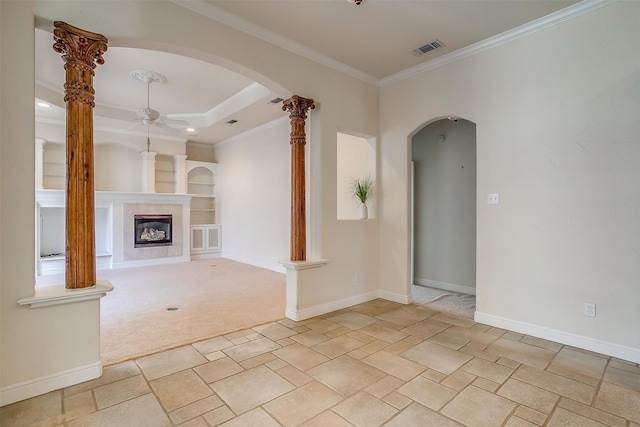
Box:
380;0;640;359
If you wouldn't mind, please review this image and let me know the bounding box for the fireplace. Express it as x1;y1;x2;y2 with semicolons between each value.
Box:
134;214;173;248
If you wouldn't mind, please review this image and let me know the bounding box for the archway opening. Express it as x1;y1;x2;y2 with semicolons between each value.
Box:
410;117;477;318
34;27;292;364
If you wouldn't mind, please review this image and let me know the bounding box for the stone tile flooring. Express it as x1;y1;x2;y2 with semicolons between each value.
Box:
2;299;640;426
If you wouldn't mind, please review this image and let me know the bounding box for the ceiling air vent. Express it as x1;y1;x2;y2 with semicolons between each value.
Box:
226;119;238;125
269;97;284;104
411;39;445;56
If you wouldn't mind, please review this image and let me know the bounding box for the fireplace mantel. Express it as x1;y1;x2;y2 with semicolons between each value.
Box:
36;189;193;206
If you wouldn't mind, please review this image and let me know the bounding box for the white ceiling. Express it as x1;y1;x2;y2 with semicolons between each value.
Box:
35;0;580;145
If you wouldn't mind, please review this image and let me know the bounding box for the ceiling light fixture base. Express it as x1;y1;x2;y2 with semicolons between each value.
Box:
130;70;166;85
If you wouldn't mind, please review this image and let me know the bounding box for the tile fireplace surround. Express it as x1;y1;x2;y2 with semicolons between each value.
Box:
123;202;185;261
36;190;192;276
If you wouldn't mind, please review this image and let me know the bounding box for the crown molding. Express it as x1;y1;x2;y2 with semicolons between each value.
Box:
170;0;379;86
172;0;616;89
379;0;617;87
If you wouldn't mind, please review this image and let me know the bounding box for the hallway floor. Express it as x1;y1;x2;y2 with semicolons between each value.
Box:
2;299;639;426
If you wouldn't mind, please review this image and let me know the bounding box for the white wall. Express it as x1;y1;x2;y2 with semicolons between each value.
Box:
213;118;291;271
380;1;640;361
412;119;476;291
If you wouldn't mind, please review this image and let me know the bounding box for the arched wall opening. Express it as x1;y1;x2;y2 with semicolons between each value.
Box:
409;117;477;309
32;22;296;361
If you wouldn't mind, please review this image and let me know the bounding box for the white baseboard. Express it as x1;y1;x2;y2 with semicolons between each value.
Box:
222;254;286;274
379;289;411;304
1;361;102;407
414;278;476;296
475;311;640;364
286;291;379;321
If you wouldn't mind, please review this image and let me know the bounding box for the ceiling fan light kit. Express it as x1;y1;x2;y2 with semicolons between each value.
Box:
136;107;160;123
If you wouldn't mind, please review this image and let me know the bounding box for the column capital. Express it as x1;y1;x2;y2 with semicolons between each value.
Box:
282;95;315;121
283;96;315;147
53;21;108;71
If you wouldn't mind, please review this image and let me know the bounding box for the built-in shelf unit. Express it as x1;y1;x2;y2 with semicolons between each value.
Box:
155;154;176;193
35;140;222;274
186;161;221;257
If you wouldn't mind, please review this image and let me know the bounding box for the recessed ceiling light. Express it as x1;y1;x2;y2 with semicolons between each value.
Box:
186;128;195;132
37;102;50;108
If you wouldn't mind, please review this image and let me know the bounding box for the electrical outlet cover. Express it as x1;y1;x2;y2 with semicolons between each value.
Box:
584;303;596;317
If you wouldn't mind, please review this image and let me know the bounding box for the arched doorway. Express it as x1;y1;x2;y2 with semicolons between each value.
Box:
33;27;292;364
410;118;477;317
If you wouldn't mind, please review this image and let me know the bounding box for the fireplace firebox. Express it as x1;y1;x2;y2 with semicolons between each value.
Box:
134;214;172;248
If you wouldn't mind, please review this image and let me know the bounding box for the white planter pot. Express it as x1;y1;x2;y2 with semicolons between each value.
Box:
358;203;368;219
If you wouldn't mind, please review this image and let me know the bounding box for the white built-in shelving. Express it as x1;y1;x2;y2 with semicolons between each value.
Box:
186;161;220;258
186;161;217;225
155;154;176;193
42;161;65;190
35;140;222;273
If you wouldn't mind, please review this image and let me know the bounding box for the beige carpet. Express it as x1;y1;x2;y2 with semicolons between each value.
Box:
411;284;476;319
96;258;285;365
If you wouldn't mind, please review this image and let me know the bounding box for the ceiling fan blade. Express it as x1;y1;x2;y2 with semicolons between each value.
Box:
126;122;144;131
153;122;180;134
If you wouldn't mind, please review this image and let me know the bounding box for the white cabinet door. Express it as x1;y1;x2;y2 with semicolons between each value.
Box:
190;226;206;252
191;224;222;254
205;225;222;251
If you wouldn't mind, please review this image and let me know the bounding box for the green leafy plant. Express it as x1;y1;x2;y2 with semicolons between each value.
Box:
351;176;374;204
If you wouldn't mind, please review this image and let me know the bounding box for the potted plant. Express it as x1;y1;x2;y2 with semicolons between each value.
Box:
351;176;374;219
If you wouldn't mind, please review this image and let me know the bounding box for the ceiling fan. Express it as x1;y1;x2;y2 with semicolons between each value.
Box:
128;69;188;134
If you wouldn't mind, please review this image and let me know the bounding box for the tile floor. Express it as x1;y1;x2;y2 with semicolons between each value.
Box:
2;299;640;426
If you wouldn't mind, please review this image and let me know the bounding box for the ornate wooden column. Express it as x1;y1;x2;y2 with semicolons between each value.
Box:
53;22;108;289
282;95;315;261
